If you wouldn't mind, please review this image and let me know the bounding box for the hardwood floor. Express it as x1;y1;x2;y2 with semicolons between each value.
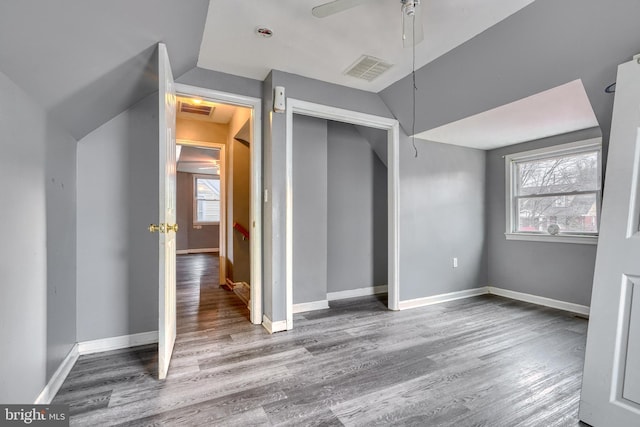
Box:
54;254;589;426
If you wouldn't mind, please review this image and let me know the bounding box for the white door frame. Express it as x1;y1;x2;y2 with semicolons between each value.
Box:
285;98;400;330
176;139;226;281
174;83;263;325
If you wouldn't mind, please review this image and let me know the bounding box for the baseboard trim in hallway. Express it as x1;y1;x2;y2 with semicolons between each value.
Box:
262;314;287;334
35;343;79;404
487;286;590;317
176;248;219;254
293;300;329;314
398;287;489;310
78;331;159;355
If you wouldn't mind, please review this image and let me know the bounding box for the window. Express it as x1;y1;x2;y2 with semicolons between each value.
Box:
194;175;220;224
505;138;602;244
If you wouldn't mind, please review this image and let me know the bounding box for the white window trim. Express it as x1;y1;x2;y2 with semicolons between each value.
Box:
504;137;602;245
193;174;221;225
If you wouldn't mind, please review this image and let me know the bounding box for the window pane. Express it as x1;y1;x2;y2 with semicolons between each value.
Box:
195;177;220;223
196;178;220;201
516;193;598;233
196;200;220;223
516;151;598;196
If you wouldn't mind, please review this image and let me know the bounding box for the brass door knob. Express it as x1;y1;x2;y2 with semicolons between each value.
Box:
166;223;179;233
148;224;166;233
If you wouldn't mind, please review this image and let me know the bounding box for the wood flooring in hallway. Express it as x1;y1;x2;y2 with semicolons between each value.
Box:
54;254;588;426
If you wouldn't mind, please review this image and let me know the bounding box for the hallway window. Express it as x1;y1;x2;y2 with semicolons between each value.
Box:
194;175;220;224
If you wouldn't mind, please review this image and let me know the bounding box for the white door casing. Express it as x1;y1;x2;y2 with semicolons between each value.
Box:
579;58;640;425
158;43;177;380
174;83;263;325
284;99;400;331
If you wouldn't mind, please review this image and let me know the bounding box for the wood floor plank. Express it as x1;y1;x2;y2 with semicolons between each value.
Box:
53;254;589;426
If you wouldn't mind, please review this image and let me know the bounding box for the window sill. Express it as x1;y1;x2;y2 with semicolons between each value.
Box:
505;233;598;245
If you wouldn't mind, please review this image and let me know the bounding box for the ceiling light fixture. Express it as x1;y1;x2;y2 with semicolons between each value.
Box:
191;98;203;105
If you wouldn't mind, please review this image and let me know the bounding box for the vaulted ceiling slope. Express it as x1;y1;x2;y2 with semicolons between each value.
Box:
0;0;209;140
380;0;640;144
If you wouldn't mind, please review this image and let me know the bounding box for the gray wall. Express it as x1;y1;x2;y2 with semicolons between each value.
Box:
176;172;220;251
0;69;77;403
76;92;159;341
0;0;210;141
45;111;77;379
327;121;387;293
177;67;263;101
293;116;328;303
399;137;487;301
486;128;602;306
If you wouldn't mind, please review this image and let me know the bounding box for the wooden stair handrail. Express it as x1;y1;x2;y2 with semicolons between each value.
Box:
233;222;250;240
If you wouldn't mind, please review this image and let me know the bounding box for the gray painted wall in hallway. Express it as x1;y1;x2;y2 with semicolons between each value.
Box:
76;92;159;341
327;121;387;293
0;70;77;403
486;128;602;306
176;172;220;251
292;115;328;304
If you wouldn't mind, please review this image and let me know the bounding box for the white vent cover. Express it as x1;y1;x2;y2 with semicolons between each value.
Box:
344;55;393;81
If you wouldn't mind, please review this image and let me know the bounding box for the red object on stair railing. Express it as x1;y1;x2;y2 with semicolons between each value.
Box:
233;222;250;240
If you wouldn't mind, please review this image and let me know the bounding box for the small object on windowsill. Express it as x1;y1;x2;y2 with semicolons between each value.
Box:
547;224;560;235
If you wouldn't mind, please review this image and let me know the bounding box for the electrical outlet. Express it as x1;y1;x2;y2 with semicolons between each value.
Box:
453;257;458;268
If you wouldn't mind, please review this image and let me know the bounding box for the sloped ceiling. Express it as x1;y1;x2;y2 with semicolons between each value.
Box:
1;0;638;148
380;0;640;146
416;80;600;150
0;0;209;140
198;0;534;93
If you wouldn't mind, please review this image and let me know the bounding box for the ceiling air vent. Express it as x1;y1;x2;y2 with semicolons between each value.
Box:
179;101;214;117
344;55;393;82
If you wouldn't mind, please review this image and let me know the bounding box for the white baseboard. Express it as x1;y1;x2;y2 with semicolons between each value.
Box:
399;287;489;310
487;286;590;316
35;343;79;404
293;300;329;314
262;315;287;334
176;248;219;255
78;331;159;355
327;285;388;301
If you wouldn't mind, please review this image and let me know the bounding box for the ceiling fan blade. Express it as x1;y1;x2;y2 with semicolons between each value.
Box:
402;3;424;48
312;0;371;18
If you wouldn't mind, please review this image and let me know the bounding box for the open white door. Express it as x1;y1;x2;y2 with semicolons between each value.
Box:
580;58;640;425
158;43;177;380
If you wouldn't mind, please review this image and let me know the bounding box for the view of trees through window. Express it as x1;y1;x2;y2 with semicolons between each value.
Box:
514;150;599;234
195;177;220;223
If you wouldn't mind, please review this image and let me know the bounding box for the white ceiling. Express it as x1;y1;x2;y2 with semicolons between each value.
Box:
198;0;535;92
177;146;221;175
415;79;600;150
